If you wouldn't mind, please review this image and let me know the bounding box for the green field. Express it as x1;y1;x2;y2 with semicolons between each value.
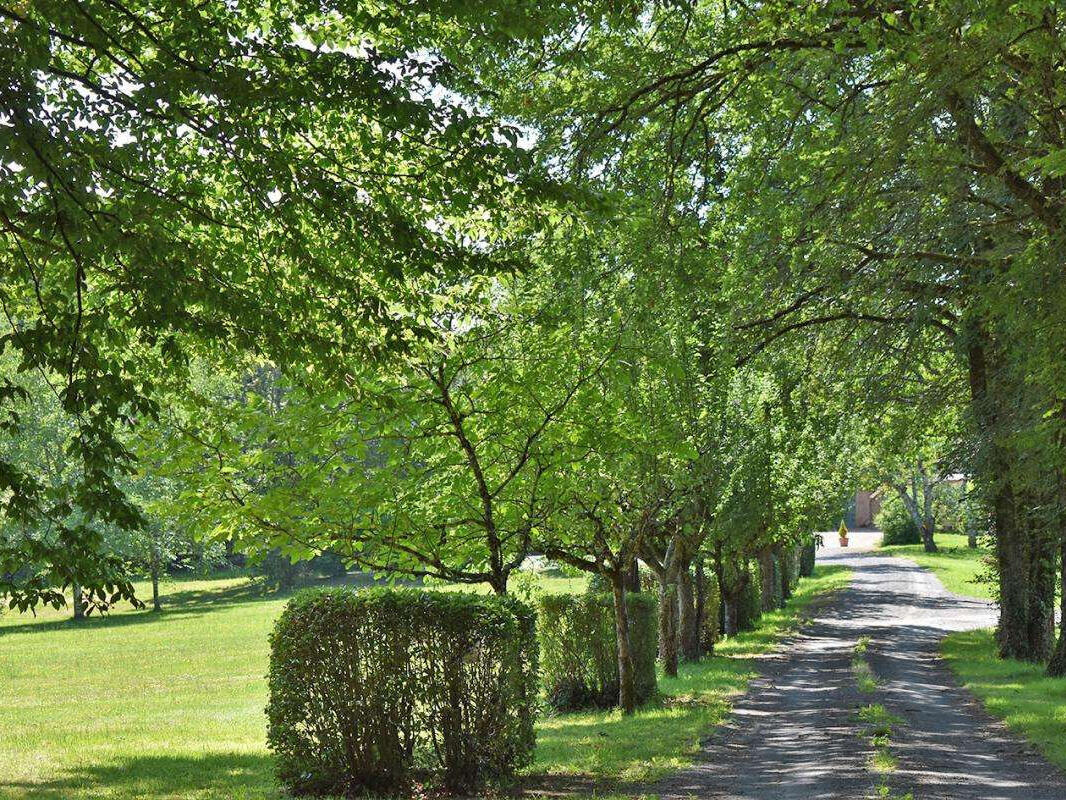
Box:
879;532;993;599
0;566;849;799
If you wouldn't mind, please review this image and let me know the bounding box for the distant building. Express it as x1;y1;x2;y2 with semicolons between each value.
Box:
847;490;882;528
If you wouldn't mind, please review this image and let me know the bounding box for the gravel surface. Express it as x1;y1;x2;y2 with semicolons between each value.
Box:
650;548;1066;800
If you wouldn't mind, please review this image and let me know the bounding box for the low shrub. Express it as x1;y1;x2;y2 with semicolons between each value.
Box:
267;587;537;797
877;494;921;545
698;568;721;652
799;537;818;577
737;569;763;631
537;592;657;711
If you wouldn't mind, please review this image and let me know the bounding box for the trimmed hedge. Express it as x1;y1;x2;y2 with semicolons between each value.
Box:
737;565;763;631
799;538;818;577
267;587;537;796
537;592;657;711
698;567;721;653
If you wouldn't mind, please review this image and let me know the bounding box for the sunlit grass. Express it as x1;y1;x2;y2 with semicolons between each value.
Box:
879;532;993;599
942;629;1066;772
853;637;879;693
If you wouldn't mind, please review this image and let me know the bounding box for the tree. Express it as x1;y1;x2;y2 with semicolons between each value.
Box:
0;0;553;611
482;0;1066;664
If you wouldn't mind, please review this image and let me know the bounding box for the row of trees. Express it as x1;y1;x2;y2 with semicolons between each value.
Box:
141;211;853;711
469;0;1066;674
3;1;1065;681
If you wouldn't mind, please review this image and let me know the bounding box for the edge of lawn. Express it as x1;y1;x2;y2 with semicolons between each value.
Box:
527;563;852;787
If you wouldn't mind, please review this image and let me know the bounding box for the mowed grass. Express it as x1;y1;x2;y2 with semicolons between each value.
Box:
0;566;849;798
943;629;1066;771
0;576;284;800
879;532;993;599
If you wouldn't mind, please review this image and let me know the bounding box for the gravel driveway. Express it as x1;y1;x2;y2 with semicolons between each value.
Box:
650;546;1066;799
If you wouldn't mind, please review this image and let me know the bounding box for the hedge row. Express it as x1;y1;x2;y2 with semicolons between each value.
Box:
267;588;537;796
536;592;657;711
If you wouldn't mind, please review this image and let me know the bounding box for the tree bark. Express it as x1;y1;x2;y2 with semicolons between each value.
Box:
1046;511;1066;677
1024;501;1057;662
610;571;636;715
150;543;162;612
775;543;792;603
151;567;161;612
72;581;84;621
625;559;641;592
721;590;739;636
962;479;979;548
657;577;679;677
678;567;700;661
966;327;1049;661
799;539;816;577
920;463;938;553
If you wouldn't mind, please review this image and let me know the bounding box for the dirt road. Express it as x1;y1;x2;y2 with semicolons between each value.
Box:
651;546;1066;799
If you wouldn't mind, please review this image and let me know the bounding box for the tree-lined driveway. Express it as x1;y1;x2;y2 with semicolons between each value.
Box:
651;547;1066;799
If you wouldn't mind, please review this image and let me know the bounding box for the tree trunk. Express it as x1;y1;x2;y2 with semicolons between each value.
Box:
799;539;816;577
1047;515;1066;677
150;543;162;612
678;567;700;661
610;571;636;715
775;543;792;603
72;582;85;620
757;547;776;612
1024;503;1057;662
920;464;938;553
967;330;1051;661
657;577;679;677
722;590;739;636
72;581;84;621
151;566;162;612
625;559;641;592
962;479;979;549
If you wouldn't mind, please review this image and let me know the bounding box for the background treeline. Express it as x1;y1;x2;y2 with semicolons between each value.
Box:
2;0;1065;686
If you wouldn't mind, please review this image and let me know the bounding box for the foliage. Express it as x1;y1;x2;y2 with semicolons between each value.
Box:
266;587;537;796
537;592;657;712
531;565;851;782
0;0;552;611
735;568;763;633
877;494;922;546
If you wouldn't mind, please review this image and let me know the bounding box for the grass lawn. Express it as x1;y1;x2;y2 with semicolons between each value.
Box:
879;532;993;600
943;629;1066;772
0;565;849;799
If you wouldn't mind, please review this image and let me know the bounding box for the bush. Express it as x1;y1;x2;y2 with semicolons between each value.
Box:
698;568;720;652
267;587;537;796
736;567;762;631
799;537;818;577
877;494;921;545
933;482;966;532
537;592;657;711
